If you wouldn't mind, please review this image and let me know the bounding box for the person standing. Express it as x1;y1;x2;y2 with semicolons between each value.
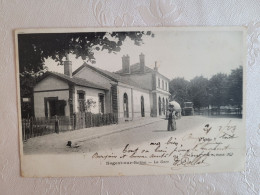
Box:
172;108;177;131
167;108;173;131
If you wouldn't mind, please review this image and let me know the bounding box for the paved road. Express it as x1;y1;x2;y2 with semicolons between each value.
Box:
72;116;211;153
24;116;242;154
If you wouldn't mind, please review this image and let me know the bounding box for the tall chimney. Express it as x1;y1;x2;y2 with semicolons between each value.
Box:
139;53;145;73
154;61;158;72
64;53;72;77
122;55;130;74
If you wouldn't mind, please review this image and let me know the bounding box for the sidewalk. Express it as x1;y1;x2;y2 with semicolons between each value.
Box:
68;117;165;146
23;117;164;154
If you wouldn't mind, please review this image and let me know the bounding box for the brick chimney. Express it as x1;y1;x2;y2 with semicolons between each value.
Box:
122;55;130;74
139;53;145;73
154;61;158;72
64;53;72;77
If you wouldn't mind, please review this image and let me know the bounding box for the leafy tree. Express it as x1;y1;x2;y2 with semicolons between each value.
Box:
18;31;153;74
169;77;190;107
19;72;37;118
168;67;243;113
188;76;209;109
227;66;243;107
208;73;228;108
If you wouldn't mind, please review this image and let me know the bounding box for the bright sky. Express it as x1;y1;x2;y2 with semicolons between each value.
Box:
45;30;244;80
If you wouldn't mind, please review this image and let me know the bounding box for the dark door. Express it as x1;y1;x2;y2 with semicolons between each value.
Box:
49;100;57;117
141;96;145;117
123;93;129;118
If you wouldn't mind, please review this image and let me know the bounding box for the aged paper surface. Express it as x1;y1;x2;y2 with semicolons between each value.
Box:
15;27;246;177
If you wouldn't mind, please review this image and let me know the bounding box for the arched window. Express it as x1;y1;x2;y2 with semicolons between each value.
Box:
141;96;145;117
123;93;129;118
158;96;162;116
158;78;160;88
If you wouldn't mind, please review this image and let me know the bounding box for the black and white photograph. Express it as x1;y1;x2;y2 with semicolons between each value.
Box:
16;27;246;177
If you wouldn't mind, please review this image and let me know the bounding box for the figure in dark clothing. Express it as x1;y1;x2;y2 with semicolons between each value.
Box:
167;107;177;131
167;110;174;131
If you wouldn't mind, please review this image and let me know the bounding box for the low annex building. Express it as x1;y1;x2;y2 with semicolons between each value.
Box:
33;54;170;122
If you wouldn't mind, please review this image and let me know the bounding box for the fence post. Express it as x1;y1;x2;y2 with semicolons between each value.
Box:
83;112;85;128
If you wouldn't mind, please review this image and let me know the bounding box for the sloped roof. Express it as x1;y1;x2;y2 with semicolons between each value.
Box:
115;63;170;81
73;63;148;90
115;63;154;74
38;71;109;90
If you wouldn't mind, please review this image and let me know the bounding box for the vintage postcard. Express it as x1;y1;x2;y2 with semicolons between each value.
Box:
15;27;246;177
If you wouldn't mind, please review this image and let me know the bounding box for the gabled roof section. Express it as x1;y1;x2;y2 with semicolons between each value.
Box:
36;71;109;90
115;63;170;81
115;63;154;74
73;63;148;90
73;62;118;82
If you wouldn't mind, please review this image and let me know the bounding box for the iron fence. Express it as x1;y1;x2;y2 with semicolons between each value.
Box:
22;113;118;141
73;112;118;129
21;116;72;141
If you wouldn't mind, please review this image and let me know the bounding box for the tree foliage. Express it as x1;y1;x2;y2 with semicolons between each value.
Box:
169;66;243;109
208;73;228;108
169;77;190;107
188;76;209;109
227;66;243;106
18;31;153;74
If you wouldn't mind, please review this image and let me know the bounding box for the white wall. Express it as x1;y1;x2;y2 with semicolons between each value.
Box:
117;85;133;120
74;85;106;114
156;93;169;117
117;84;150;121
156;75;169;92
34;76;69;91
33;75;108;117
74;66;113;89
132;89;150;118
128;73;153;90
74;66;115;112
155;74;170;117
34;76;70;118
34;91;70;118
